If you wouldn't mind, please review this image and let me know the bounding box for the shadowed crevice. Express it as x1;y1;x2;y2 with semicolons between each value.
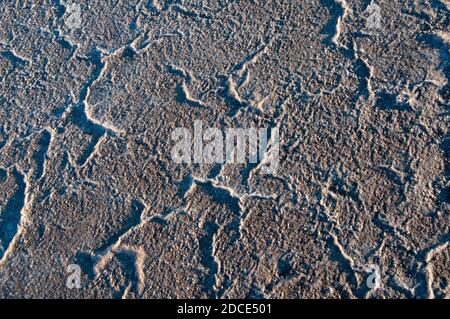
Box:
0;168;26;261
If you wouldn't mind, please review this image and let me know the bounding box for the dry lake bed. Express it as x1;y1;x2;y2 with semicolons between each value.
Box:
0;0;449;299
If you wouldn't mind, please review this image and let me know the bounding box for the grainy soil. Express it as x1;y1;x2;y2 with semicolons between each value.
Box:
0;0;449;298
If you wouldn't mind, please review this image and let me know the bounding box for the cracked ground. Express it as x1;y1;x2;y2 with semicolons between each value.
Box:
0;0;449;299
